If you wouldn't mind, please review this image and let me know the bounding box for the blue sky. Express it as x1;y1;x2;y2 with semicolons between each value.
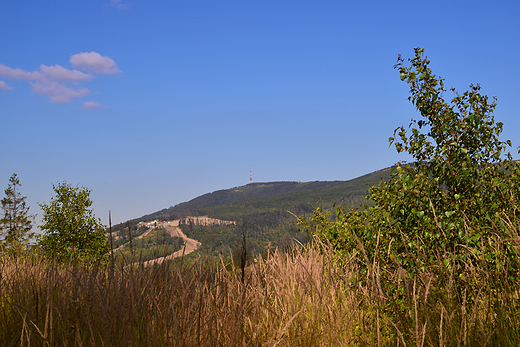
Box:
1;0;519;226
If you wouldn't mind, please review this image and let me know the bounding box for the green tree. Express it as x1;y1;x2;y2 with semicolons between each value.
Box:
0;173;35;256
38;182;109;263
301;48;520;280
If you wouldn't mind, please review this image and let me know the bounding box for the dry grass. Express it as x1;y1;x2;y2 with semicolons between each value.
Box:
1;228;520;346
0;245;360;346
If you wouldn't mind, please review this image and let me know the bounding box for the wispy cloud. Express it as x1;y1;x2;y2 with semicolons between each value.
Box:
70;52;121;75
0;64;43;80
84;101;104;109
0;52;120;103
0;81;13;92
0;64;93;82
40;64;94;82
109;0;130;10
31;81;91;103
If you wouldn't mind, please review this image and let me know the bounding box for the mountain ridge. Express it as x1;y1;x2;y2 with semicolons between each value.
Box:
109;166;394;256
135;166;394;223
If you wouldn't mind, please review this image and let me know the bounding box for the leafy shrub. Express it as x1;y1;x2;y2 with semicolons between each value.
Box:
300;48;520;289
38;182;109;263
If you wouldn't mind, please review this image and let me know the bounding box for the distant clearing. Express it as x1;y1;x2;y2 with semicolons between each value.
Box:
114;216;235;264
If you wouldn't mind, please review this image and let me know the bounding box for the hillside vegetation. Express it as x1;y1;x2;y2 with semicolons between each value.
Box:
110;168;392;257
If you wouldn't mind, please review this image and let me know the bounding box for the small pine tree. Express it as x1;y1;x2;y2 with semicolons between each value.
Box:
0;173;35;256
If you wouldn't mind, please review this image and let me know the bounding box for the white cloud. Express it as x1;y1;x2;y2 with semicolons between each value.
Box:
0;81;13;91
31;81;90;103
84;101;104;109
70;52;121;75
0;52;119;103
0;64;43;80
40;64;94;82
109;0;130;10
0;63;94;83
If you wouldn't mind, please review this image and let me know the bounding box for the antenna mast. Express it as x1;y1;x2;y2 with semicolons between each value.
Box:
250;170;253;184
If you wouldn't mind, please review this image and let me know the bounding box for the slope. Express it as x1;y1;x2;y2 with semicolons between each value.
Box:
110;166;393;257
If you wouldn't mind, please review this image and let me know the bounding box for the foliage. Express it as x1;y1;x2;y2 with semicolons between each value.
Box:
38;182;109;263
300;48;520;286
0;173;35;256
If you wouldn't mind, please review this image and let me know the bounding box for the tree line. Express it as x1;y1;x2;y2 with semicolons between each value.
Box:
0;177;108;263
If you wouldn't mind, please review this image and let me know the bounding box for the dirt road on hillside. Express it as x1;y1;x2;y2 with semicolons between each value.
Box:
114;216;234;265
142;221;201;265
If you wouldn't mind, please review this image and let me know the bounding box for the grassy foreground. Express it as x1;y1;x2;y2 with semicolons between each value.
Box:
1;230;520;346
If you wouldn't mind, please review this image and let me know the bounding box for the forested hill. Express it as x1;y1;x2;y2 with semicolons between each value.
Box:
171;181;340;211
137;166;393;222
110;166;393;256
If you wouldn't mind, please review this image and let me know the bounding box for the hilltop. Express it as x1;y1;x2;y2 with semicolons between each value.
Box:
139;166;393;221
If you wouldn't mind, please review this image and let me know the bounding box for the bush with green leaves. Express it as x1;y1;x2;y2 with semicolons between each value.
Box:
38;182;109;263
300;48;520;285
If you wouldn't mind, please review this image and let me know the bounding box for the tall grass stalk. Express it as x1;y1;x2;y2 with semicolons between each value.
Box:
1;218;520;346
